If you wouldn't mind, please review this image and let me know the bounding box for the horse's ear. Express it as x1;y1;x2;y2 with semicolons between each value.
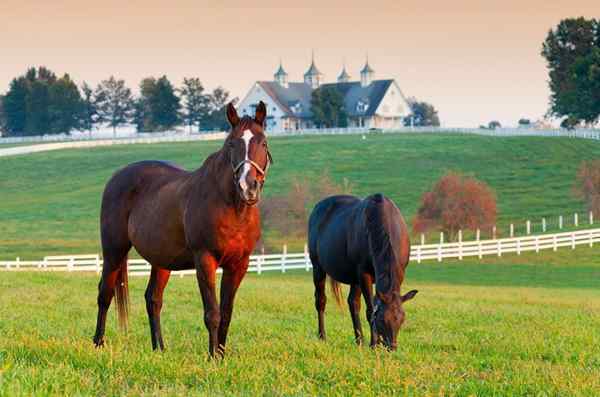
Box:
401;289;418;303
255;101;267;126
227;102;240;127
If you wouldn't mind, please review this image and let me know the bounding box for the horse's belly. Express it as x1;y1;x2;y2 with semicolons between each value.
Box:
128;207;188;267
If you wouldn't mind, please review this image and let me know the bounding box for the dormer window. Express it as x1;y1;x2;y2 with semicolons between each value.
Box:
357;99;369;113
290;102;303;114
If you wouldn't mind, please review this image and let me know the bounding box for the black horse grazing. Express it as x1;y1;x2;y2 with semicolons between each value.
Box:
308;193;418;350
93;102;272;357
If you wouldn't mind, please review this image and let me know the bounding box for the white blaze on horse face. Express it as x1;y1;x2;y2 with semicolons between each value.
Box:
239;129;253;192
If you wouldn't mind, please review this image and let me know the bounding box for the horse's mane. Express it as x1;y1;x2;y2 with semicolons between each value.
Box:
365;193;395;293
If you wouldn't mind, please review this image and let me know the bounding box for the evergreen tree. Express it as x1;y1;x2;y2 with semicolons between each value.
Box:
48;74;84;134
180;77;208;132
0;95;6;135
80;82;101;135
134;76;181;132
200;87;236;131
541;17;600;126
2;77;28;135
95;76;134;136
310;86;347;128
404;98;441;127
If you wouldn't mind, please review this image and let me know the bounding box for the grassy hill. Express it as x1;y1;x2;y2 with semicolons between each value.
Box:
2;133;600;258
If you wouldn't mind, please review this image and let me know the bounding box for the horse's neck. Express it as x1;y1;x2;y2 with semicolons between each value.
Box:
188;149;247;212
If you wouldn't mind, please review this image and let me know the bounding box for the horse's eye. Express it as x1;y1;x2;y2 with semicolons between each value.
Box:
262;142;267;147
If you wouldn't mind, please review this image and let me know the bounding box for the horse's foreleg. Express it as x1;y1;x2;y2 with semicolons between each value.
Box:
194;252;220;357
359;274;377;348
313;264;327;340
348;284;363;345
217;259;249;354
145;266;171;351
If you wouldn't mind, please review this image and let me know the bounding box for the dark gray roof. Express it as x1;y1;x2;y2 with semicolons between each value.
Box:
258;80;394;118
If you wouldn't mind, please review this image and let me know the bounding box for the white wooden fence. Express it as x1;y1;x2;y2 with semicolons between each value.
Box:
2;228;599;277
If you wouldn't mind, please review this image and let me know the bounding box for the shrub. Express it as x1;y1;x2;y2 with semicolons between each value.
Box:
412;172;497;240
574;160;600;215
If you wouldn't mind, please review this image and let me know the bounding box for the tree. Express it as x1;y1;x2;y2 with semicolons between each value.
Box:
0;95;6;135
134;76;181;132
2;77;28;135
180;77;208;132
310;86;347;128
541;17;600;126
200;87;237;131
48;74;83;134
80;82;101;135
404;98;440;127
488;120;501;129
518;118;531;127
96;76;134;136
570;47;600;125
412;172;497;240
575;160;600;216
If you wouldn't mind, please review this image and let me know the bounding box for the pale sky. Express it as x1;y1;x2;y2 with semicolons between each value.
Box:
0;0;598;127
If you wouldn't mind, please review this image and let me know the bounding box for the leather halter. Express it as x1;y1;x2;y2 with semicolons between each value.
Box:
232;158;269;177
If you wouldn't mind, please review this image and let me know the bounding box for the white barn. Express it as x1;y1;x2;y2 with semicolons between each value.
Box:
237;58;411;131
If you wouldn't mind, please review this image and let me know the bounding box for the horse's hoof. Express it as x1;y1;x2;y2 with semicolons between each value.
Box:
93;338;104;348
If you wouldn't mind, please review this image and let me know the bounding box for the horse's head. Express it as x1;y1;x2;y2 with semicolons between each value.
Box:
225;101;273;206
372;289;418;350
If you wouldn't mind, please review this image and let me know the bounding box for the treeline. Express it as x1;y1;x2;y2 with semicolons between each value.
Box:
0;67;235;137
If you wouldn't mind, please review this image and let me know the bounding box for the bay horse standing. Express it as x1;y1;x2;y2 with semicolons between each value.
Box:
308;193;418;350
93;102;272;356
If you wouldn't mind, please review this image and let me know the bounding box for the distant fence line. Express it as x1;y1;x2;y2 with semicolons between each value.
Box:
3;227;599;277
1;126;600;158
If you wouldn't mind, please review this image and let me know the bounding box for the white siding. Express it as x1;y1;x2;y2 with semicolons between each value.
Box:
236;83;287;131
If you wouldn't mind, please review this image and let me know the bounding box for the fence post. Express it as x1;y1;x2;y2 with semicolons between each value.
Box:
590;211;594;225
458;230;463;260
526;220;531;235
417;245;422;264
438;232;443;262
542;218;546;233
571;232;575;249
497;239;502;257
16;257;21;269
535;236;539;253
510;224;514;238
553;234;557;251
492;226;497;240
476;229;480;241
68;257;74;272
304;244;310;271
517;238;521;255
559;215;563;230
574;213;578;227
282;244;287;273
420;233;425;245
258;246;264;275
590;230;594;247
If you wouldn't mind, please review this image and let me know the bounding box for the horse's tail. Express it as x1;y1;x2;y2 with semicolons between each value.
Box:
115;255;129;332
328;277;343;306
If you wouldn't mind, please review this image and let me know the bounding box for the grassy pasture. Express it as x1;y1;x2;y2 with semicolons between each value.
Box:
2;246;600;396
1;133;600;259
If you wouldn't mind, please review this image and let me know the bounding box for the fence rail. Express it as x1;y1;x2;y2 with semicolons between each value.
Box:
2;126;600;158
2;228;599;277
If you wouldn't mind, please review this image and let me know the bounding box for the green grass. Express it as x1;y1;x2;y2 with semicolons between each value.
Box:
2;247;600;396
2;133;600;259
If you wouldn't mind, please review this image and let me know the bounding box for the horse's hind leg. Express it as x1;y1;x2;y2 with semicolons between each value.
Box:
145;266;171;351
312;262;327;340
93;249;129;347
348;284;363;345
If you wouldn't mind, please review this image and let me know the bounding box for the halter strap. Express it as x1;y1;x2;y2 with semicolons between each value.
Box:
232;158;269;176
